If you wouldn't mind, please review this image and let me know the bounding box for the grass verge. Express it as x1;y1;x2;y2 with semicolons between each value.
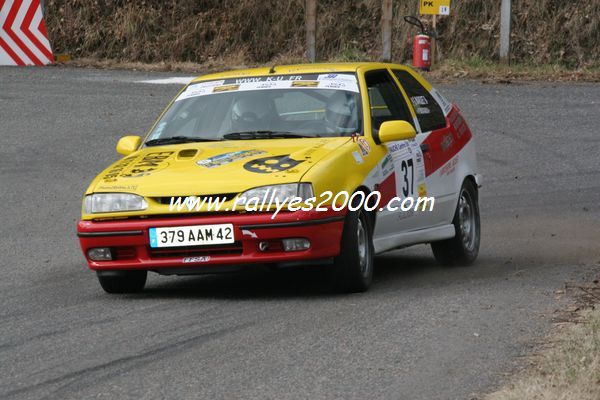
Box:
427;57;600;83
55;56;600;83
485;290;600;400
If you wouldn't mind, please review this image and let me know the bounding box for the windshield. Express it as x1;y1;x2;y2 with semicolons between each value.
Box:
146;73;362;144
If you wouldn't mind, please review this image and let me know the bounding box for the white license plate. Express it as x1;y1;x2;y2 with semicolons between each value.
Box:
149;224;234;248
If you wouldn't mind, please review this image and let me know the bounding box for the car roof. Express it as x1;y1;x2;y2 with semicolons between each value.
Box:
191;62;413;83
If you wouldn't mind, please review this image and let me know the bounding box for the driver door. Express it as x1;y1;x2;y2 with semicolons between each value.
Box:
366;69;428;239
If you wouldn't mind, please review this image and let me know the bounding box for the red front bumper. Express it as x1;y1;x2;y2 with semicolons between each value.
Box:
77;209;345;272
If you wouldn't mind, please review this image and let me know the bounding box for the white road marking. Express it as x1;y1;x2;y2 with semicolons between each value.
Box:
138;77;196;85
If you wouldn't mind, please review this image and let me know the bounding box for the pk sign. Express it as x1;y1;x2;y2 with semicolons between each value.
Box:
420;0;451;15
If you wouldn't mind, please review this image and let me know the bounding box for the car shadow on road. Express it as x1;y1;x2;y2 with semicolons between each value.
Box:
137;247;448;300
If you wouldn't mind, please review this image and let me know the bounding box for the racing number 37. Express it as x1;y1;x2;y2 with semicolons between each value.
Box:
401;159;414;197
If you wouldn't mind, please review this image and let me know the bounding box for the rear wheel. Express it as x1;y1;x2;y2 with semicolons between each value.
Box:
431;180;480;266
97;270;147;294
329;202;374;293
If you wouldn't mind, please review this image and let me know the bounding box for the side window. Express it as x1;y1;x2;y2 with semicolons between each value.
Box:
365;70;413;132
393;70;446;132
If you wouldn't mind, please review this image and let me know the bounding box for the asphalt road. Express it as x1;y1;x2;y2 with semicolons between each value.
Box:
0;66;598;400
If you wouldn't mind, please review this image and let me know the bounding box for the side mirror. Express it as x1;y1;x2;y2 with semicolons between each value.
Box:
116;136;142;156
378;121;416;143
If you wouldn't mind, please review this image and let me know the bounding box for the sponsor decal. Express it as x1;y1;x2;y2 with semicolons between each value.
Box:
397;209;415;221
241;229;258;239
352;151;364;164
243;155;304;173
457;122;468;137
176;87;211;101
410;95;428;106
449;108;470;138
197;150;266;168
101;156;137;182
357;137;371;156
196;80;225;87
182;256;211;263
175;74;359;102
318;81;342;89
234;76;302;83
213;84;240;93
254;82;279;89
381;154;394;176
448;108;459;125
103;152;174;181
440;133;454;152
291;80;319;88
440;156;459;176
416;107;431;115
317;74;356;82
415;148;425;182
418;183;428;197
430;88;453;116
97;184;138;191
120;151;174;178
388;141;413;155
318;74;340;80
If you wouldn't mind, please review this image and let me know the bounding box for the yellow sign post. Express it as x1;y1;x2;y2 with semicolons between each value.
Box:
419;0;451;16
418;1;451;68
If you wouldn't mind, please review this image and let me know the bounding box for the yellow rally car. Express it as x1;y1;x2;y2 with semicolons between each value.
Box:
77;62;481;294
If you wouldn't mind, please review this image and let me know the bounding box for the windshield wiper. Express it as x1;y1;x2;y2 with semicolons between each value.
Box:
222;131;316;140
145;136;221;146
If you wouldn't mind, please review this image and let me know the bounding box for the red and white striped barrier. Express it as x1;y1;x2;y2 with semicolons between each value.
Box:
0;0;53;65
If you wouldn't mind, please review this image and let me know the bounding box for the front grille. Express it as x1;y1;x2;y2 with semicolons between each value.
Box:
148;242;243;258
152;193;239;205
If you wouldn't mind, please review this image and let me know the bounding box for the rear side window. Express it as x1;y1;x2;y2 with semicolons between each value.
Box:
393;70;446;132
365;70;413;132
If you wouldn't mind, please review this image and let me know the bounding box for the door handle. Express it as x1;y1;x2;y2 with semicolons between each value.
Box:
420;143;430;153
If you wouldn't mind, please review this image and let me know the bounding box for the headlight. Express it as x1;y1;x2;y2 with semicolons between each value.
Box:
237;183;314;205
83;193;148;213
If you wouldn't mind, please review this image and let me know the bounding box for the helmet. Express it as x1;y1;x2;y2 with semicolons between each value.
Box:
325;91;358;134
231;95;274;130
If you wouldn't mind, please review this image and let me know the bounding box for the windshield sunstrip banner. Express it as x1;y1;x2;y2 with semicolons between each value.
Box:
176;74;359;102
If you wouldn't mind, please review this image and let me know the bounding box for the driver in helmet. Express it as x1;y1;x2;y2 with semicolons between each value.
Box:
230;95;277;132
325;91;358;135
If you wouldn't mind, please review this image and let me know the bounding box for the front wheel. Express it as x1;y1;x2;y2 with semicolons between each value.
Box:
329;204;374;293
97;270;147;294
431;180;480;266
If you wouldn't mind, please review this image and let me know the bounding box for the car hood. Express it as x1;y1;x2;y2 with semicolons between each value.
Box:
88;137;351;197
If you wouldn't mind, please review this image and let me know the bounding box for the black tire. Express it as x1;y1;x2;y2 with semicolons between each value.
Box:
431;179;480;266
97;270;147;294
329;201;375;293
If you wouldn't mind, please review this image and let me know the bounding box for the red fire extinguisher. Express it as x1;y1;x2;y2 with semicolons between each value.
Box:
404;16;437;71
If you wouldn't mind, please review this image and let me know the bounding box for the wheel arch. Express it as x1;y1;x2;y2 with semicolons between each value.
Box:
354;185;378;229
464;175;479;199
